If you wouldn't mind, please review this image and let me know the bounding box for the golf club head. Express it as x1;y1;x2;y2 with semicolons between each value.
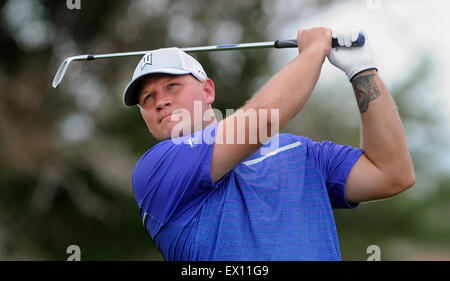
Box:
53;55;91;88
52;58;71;88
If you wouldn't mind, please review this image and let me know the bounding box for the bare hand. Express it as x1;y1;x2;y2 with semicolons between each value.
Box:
297;27;332;58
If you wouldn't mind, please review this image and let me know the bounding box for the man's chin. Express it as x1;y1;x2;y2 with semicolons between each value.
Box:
154;125;188;141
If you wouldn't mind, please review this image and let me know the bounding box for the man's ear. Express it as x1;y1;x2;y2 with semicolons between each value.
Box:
202;78;215;105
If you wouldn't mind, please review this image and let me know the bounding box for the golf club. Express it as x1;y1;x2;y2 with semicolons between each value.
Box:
52;33;365;88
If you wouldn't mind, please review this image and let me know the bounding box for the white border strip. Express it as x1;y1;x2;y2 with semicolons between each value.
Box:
243;141;302;166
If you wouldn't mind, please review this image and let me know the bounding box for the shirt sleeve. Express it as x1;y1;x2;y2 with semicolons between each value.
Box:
303;137;364;209
132;123;218;226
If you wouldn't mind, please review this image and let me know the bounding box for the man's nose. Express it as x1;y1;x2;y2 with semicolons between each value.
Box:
155;93;171;110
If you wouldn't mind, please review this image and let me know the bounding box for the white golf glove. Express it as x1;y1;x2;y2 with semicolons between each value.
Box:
327;27;377;81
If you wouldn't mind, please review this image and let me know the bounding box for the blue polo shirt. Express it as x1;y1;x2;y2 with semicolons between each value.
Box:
132;123;363;260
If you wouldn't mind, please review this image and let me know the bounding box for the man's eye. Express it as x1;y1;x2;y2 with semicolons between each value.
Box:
168;83;178;88
143;93;152;103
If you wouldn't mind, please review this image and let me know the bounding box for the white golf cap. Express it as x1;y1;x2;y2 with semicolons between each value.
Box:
123;47;207;106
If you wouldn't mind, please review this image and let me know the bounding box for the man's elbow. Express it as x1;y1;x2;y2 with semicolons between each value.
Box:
388;170;416;196
399;172;416;191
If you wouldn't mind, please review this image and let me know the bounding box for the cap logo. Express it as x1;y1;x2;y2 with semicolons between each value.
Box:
193;65;206;80
141;52;153;71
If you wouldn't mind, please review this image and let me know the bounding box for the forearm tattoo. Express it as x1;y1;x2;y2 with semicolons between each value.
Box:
351;74;380;113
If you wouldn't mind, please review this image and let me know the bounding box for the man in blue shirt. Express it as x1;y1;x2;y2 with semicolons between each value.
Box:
123;27;415;260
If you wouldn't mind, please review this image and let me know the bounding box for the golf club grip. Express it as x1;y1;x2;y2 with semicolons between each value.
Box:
275;32;365;49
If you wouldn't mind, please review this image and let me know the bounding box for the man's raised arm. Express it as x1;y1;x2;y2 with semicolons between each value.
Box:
211;27;332;183
327;28;415;203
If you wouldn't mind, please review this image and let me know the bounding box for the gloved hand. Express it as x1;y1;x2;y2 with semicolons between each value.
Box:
327;27;377;81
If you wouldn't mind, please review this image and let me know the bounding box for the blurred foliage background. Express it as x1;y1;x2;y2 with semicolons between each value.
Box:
0;0;449;260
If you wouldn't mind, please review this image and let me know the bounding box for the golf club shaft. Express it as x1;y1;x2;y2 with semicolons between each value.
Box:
84;35;362;59
83;41;283;61
80;41;276;62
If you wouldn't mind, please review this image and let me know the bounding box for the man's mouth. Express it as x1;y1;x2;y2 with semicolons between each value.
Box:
159;113;172;123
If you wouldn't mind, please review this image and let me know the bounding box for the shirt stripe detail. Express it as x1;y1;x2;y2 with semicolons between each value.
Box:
243;141;302;166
